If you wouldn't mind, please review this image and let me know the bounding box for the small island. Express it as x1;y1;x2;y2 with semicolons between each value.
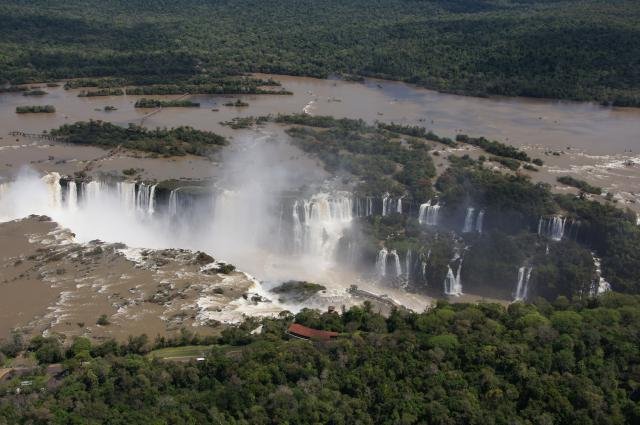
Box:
16;105;56;113
134;98;200;108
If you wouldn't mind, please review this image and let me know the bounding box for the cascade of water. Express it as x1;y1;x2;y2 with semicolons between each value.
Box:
148;184;157;214
444;263;463;296
135;183;149;212
426;202;440;226
537;217;543;235
418;200;430;224
475;210;485;233
405;249;412;280
168;189;179;217
66;181;78;212
294;193;354;261
117;182;136;214
539;216;567;241
292;200;303;253
549;216;566;241
513;266;533;301
41;172;62;210
367;197;373;216
82;181;103;205
382;193;390;216
390;249;401;277
396;197;403;214
462;207;475;233
591;254;611;296
376;247;388;277
418;200;440;226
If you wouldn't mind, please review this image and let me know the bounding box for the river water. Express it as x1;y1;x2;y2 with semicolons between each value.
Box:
1;73;639;207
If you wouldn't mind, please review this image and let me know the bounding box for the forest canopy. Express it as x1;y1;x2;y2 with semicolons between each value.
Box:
0;0;639;105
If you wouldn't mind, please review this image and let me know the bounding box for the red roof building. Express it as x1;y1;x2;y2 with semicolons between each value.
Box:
287;323;339;341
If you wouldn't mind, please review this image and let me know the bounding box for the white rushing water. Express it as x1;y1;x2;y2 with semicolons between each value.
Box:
382;193;390;216
376;247;388;277
513;266;533;301
475;210;484;234
462;207;475;233
443;264;463;296
418;199;440;226
390;249;401;277
66;181;78;212
538;216;567;241
591;253;611;296
292;192;353;261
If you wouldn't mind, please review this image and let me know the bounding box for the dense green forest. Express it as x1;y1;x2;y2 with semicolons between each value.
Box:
1;0;639;105
50;120;227;158
15;105;55;113
1;294;640;424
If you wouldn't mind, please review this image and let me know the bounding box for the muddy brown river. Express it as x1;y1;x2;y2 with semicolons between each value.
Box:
2;73;639;211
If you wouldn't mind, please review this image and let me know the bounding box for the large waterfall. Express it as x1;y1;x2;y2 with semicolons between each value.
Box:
66;181;78;212
418;200;440;226
135;183;157;214
382;193;390;216
405;249;412;280
538;216;567;241
591;254;611;296
168;189;179;217
376;247;388;276
462;207;484;233
462;207;475;233
291;193;353;260
444;263;463;296
42;172;62;209
390;249;401;277
475;210;484;233
513;266;533;301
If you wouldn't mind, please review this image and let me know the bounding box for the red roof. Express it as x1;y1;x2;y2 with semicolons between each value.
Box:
287;323;338;341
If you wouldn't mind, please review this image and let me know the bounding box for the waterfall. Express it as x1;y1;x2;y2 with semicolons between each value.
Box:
376;247;388;277
549;216;566;241
66;181;78;211
117;182;136;214
513;266;533;301
444;263;463;296
405;249;412;280
292;200;303;253
41;172;62;210
82;181;104;205
390;249;401;277
148;184;157;214
382;193;390;216
591;254;611;296
462;207;475;233
134;183;157;215
168;189;179;217
396;197;403;214
539;216;567;241
418;202;428;224
293;193;353;261
418;200;440;226
475;210;484;233
367;197;373;216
